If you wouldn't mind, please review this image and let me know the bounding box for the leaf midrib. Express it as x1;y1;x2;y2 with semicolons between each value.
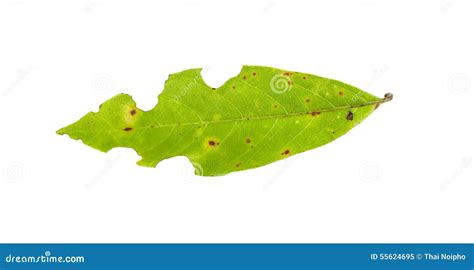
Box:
137;98;387;129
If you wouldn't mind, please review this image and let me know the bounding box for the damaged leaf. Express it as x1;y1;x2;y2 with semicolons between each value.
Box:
57;66;392;176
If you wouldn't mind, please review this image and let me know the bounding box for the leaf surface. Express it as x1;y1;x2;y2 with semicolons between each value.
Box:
57;66;392;176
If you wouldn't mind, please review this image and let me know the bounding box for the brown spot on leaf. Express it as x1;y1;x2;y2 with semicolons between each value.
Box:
311;111;320;116
232;85;236;90
130;109;136;115
283;72;294;76
252;72;256;76
235;163;241;167
245;138;251;144
281;149;290;155
123;127;133;131
243;75;247;80
346;111;354;121
211;87;216;90
305;99;311;103
208;140;216;146
302;76;307;80
338;91;344;96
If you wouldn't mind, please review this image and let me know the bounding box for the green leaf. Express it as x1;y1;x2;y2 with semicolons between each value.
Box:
57;66;392;176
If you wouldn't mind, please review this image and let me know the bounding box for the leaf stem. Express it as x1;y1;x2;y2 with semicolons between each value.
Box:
383;92;393;102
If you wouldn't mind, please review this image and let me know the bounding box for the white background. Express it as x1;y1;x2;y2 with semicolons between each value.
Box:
1;0;473;243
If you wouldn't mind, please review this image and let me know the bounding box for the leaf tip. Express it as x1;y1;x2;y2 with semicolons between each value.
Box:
56;127;67;135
